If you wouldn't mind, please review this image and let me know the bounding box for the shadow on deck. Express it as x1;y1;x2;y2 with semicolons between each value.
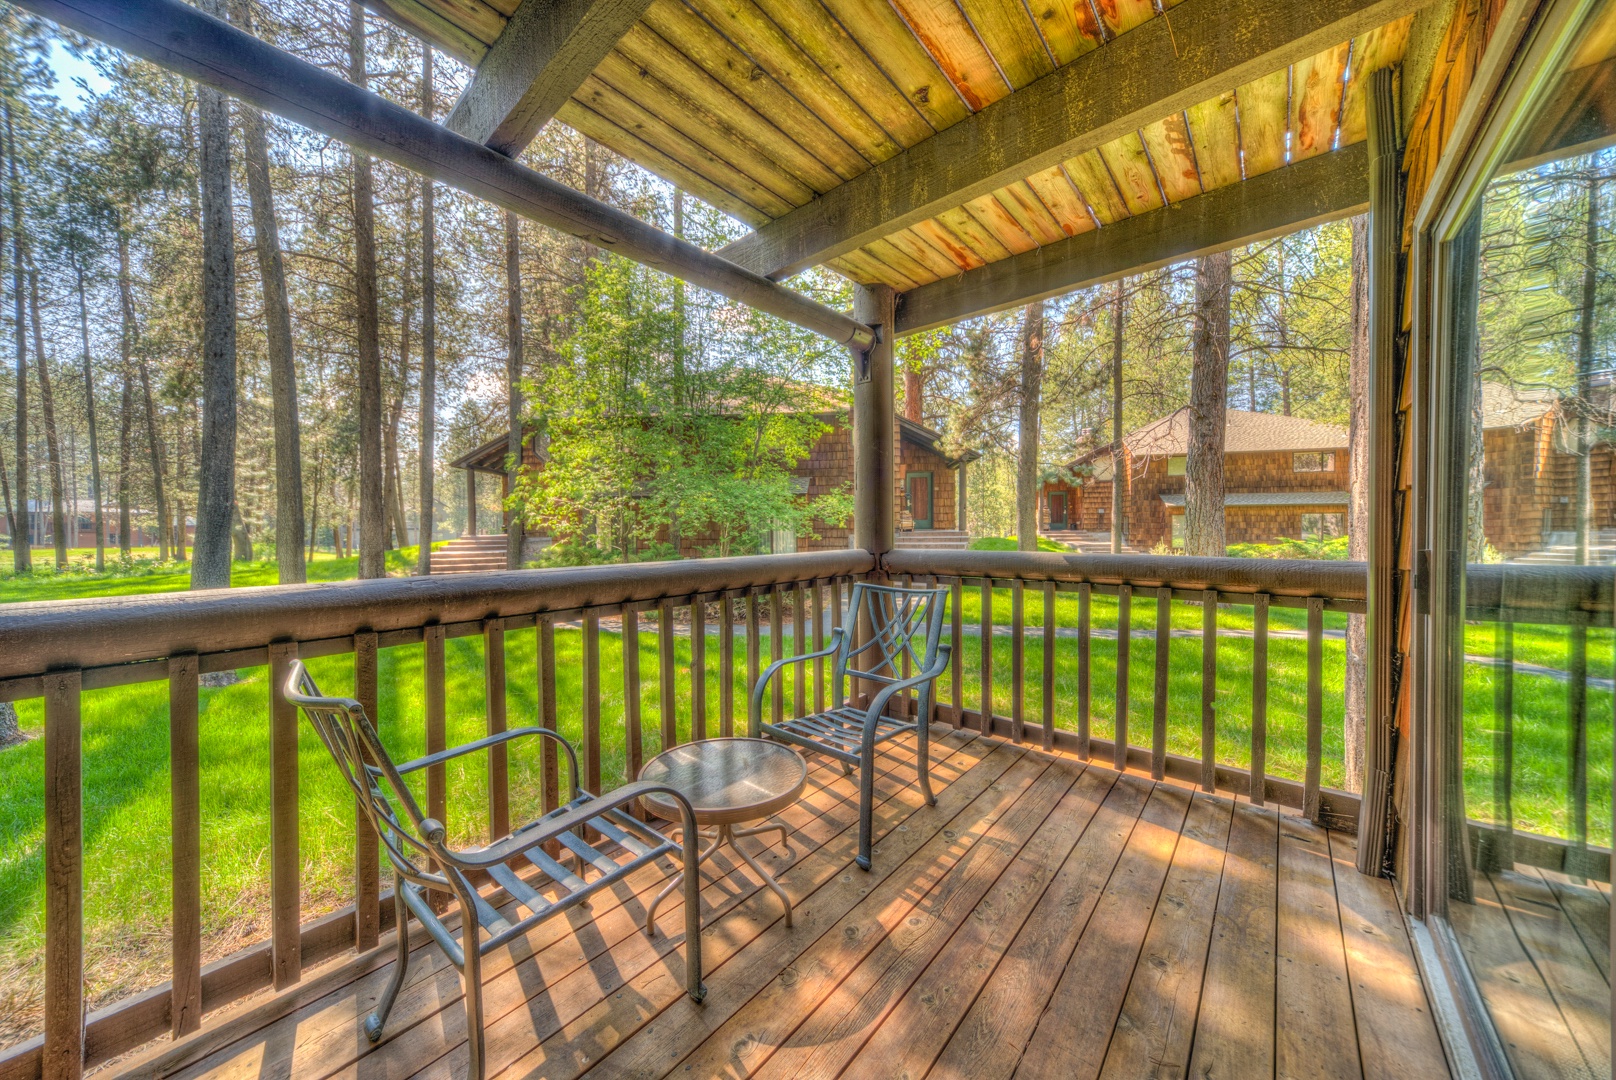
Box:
118;728;1452;1080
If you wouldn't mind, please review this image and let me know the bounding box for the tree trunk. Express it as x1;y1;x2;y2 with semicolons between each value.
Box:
137;358;169;562
232;499;252;561
7;104;29;574
417;48;437;575
74;261;105;571
29;270;67;568
238;87;305;582
0;433;14;550
307;447;321;562
0;701;20;749
1344;214;1371;793
505;210;525;570
350;2;386;579
175;499;187;562
191;7;237;591
1016;300;1045;551
1575;172;1599;566
116;231;135;555
1110;281;1127;554
1185;250;1231;557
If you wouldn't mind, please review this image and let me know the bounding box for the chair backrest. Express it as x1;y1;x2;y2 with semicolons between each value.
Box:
283;661;447;890
833;582;948;708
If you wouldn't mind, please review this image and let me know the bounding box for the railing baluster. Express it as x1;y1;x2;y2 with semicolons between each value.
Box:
980;579;993;734
1304;597;1323;822
1251;595;1269;806
771;586;785;725
169;654;202;1037
1011;580;1025;744
1115;585;1130;771
1200;590;1217;793
659;600;677;751
1491;619;1513;869
1569;616;1588;856
424;625;447;824
812;581;825;715
1153;588;1170;782
268;641;301;988
900;575;913;714
483;621;509;839
1042;581;1056;752
720;595;735;737
950;579;963;727
538;616;559;814
582;613;602;792
623;605;643;788
691;598;707;741
794;584;807;719
353;631;380;952
746;591;761;719
1077;582;1091;760
43;668;83;1080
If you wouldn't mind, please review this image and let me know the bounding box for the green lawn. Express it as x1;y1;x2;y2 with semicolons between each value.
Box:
0;562;1607;1042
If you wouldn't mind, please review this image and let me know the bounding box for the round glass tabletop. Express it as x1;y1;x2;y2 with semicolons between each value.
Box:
638;737;808;826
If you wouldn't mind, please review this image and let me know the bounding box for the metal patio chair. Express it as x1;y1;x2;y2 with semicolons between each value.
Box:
284;661;706;1080
749;581;952;870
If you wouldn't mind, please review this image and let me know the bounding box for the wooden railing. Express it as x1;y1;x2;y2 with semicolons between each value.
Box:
11;549;1597;1077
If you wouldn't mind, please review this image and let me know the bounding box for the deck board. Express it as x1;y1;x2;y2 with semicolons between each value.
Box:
121;735;1455;1080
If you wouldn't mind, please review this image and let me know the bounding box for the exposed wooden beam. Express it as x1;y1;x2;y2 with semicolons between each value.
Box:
894;142;1368;335
18;0;875;350
444;0;655;156
719;0;1419;281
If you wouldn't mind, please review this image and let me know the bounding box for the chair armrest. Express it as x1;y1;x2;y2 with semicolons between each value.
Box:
395;726;582;802
749;626;844;735
859;644;953;736
432;779;699;869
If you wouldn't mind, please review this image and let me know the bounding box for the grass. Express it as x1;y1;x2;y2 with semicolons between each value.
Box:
0;564;1608;1044
967;535;1070;552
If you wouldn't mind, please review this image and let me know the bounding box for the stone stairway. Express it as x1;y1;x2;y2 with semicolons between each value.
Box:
893;528;971;550
426;534;509;574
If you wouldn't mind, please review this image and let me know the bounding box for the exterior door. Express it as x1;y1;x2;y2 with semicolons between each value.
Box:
907;472;933;530
1049;491;1068;529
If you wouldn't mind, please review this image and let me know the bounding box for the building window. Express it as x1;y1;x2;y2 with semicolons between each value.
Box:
1167;456;1186;476
1293;452;1335;472
1301;512;1345;540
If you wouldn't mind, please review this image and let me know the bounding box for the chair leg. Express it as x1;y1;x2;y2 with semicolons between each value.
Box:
917;720;936;808
462;942;486;1080
856;740;877;871
365;887;412;1043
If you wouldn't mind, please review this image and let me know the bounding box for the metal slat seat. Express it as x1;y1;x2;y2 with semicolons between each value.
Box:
750;582;952;870
285;662;707;1080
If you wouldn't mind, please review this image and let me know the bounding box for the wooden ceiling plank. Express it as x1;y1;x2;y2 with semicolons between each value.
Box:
995;180;1070;245
1096;0;1157;38
1097;130;1165;215
1023;164;1098;236
962;192;1041;255
1062;147;1130;224
684;0;902;163
556;100;775;224
1185;89;1242;190
1339;16;1413;144
749;0;934;145
886;0;1012;111
938;203;1016;261
410;0;509;43
956;0;1056;89
913;216;990;271
866;236;942;285
817;0;972;131
443;0;656;156
896;140;1368;334
1238;66;1290;178
716;0;1418;279
1139;112;1203;202
835;247;920;288
1289;40;1350;162
572;74;800;215
1032;0;1105;67
592;49;821;203
883;225;969;278
641;0;867;179
363;0;493;63
614;24;845;193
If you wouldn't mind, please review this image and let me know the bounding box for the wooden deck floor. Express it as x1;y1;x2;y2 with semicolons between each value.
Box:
122;727;1453;1080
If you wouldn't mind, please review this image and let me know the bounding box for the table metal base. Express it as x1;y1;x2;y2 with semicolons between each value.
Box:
646;820;795;935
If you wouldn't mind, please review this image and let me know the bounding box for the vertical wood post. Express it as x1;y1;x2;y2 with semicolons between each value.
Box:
1251;595;1269;806
1011;580;1024;743
1152;589;1170;782
1200;590;1217;792
267;642;300;988
465;469;476;536
484;620;508;838
1042;581;1055;751
770;587;785;725
949;580;963;726
1115;585;1130;771
538;617;559;813
582;613;601;793
719;595;735;737
623;606;643;784
957;463;968;534
1305;598;1324;822
691;598;707;741
43;669;82;1080
424;626;447;825
1076;582;1091;759
353;630;379;952
658;600;677;750
852;283;895;557
169;655;202;1037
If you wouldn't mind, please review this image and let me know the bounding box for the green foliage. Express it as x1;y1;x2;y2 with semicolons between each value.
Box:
1227;535;1352;560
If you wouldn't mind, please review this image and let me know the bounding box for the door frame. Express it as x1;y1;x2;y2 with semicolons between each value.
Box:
906;471;933;530
1049;490;1068;529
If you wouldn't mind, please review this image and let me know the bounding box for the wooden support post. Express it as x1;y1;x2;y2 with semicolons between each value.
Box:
720;595;735;737
771;587;785;725
950;580;963;726
623;605;642;785
1011;580;1025;744
1200;590;1217;792
353;630;380;952
538;617;559;812
169;655;201;1038
1252;595;1269;806
1115;585;1130;771
691;598;707;740
980;580;994;733
484;620;508;838
852;283;895;557
1153;588;1170;782
582;613;601;792
267;642;300;988
659;600;677;750
1077;582;1091;759
1304;598;1323;822
43;669;82;1080
465;469;476;536
424;625;447;824
794;584;807;719
1042;581;1055;752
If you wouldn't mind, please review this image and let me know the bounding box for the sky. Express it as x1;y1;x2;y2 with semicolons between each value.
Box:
45;39;109;111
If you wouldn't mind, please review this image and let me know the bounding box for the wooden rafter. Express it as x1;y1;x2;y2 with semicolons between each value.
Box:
444;0;657;156
718;0;1423;282
894;143;1369;335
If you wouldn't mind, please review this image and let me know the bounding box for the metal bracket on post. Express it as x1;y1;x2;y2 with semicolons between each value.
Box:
857;323;883;383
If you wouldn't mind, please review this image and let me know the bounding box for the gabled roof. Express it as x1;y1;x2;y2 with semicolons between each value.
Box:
1071;408;1348;466
1480;380;1558;429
